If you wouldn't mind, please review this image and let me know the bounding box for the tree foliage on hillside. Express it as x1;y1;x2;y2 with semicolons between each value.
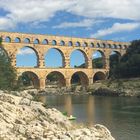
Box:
0;38;17;90
111;40;140;78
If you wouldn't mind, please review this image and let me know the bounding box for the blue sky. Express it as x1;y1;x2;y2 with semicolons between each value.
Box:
0;0;140;67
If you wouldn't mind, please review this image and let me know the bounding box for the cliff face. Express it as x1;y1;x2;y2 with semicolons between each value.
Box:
0;90;115;140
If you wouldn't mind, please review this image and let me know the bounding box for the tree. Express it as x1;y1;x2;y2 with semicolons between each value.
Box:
110;40;140;78
0;37;17;90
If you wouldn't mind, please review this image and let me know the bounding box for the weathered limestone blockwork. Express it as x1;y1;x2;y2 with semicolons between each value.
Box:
0;31;129;89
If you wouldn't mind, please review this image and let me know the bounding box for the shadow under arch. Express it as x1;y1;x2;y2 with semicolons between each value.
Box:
45;48;65;68
93;71;106;82
110;51;121;66
16;46;39;67
18;71;40;89
46;71;66;87
70;49;88;68
71;71;89;86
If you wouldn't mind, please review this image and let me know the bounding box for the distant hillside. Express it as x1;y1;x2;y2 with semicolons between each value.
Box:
76;57;104;68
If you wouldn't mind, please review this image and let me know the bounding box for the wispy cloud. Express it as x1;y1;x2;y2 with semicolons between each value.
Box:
17;48;35;55
91;22;140;38
53;19;103;29
0;0;140;30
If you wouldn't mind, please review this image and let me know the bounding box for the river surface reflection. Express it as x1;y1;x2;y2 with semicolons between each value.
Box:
39;94;140;140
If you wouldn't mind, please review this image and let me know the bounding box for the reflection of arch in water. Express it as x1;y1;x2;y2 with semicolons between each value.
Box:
18;71;40;88
46;71;66;87
71;71;89;86
87;96;95;125
64;95;72;116
93;71;106;82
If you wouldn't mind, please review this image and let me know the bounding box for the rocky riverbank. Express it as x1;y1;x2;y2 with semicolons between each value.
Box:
90;78;140;97
0;90;114;140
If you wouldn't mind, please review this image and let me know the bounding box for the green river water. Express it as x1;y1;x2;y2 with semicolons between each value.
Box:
39;94;140;140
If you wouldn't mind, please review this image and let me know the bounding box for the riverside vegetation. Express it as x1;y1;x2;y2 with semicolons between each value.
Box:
90;39;140;97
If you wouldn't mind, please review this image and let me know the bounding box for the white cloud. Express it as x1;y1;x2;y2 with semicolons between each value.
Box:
17;48;35;55
92;53;98;58
0;17;16;30
53;19;103;29
0;0;74;29
0;0;140;30
68;0;140;20
91;22;140;38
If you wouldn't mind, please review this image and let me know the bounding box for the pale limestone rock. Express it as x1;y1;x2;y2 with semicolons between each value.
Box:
0;91;115;140
19;97;31;106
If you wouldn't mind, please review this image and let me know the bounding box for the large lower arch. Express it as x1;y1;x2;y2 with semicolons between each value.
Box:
18;71;40;88
71;71;89;86
46;71;66;87
45;48;65;68
93;72;106;82
16;46;39;67
70;49;88;68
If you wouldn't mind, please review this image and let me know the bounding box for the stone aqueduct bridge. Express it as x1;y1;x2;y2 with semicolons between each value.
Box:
0;31;129;89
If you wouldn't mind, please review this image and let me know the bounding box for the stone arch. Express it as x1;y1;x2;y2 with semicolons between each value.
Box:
68;41;73;47
82;42;88;47
110;51;121;67
16;46;39;67
108;44;112;48
52;40;57;45
90;42;94;47
18;71;40;88
34;39;40;44
45;48;65;68
124;45;127;49
46;71;66;87
14;37;21;43
110;51;121;57
92;50;105;69
70;49;88;68
42;39;48;45
60;40;65;46
24;38;30;43
118;44;122;49
113;44;117;49
102;43;106;48
71;71;89;86
5;36;11;42
93;71;106;82
96;43;100;48
75;41;81;47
